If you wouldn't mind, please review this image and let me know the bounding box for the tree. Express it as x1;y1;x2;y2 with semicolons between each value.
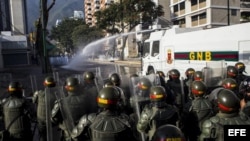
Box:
94;0;164;60
71;25;105;49
50;18;84;51
50;18;104;53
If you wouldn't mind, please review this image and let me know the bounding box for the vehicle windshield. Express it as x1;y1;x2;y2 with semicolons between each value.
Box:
142;42;150;57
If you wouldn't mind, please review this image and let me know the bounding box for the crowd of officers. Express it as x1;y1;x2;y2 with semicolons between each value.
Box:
0;61;250;141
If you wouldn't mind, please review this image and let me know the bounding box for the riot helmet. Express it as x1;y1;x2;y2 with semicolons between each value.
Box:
109;73;121;86
65;77;79;92
97;87;119;109
150;86;166;103
151;124;186;141
83;71;95;83
168;69;180;80
217;89;240;113
185;68;195;79
8;81;23;96
221;78;237;91
191;80;206;96
137;77;152;91
43;76;56;87
226;65;238;78
194;71;203;81
103;80;114;88
156;71;165;78
235;62;246;73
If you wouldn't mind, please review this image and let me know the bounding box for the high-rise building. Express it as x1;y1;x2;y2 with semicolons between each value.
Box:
0;0;11;31
9;0;28;35
0;0;29;68
170;0;250;28
84;0;114;26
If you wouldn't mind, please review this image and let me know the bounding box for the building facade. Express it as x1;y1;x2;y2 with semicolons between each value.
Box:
170;0;250;28
0;0;30;68
84;0;114;27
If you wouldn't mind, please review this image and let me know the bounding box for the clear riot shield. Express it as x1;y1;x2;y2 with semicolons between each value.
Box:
95;67;104;91
203;61;226;92
53;86;75;136
118;74;131;106
129;76;146;141
144;73;161;86
45;87;57;141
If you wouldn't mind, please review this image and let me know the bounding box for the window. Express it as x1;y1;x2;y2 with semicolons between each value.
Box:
192;15;198;21
174;5;178;13
199;0;206;3
231;9;237;16
143;42;150;57
180;2;185;10
199;13;206;19
191;0;198;6
151;41;160;57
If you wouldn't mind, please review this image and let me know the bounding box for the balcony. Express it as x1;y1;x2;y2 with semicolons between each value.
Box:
86;0;91;4
241;2;250;8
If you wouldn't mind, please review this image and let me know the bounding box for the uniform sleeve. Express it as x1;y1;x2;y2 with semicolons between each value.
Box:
71;113;96;140
51;101;62;125
136;106;151;133
199;119;214;141
32;90;41;104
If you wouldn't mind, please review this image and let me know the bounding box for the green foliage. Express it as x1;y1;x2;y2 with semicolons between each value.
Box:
94;0;164;60
94;0;164;33
49;18;104;53
71;25;105;48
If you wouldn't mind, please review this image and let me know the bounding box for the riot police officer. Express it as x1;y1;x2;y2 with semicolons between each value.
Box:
32;76;57;141
239;77;250;117
209;78;239;114
235;62;248;83
193;71;203;81
51;77;89;141
0;81;35;141
129;77;152;111
166;69;188;113
109;73;121;87
136;86;179;141
184;68;195;87
200;89;250;141
226;65;241;88
181;80;213;141
184;68;195;100
156;71;175;105
151;124;186;141
71;86;136;141
83;71;99;113
226;65;238;79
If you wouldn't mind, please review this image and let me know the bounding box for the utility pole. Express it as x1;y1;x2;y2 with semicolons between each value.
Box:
36;0;55;73
41;0;48;73
227;0;230;25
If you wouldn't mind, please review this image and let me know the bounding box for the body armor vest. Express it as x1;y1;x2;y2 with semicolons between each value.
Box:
89;112;131;141
3;97;31;134
147;105;178;140
37;90;57;122
207;113;250;141
190;97;214;127
63;94;88;125
243;101;250;117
